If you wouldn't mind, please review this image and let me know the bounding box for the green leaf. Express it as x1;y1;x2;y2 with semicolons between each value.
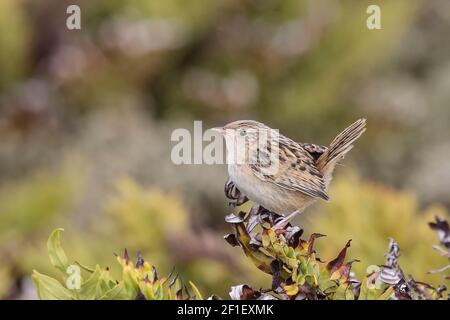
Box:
268;229;277;244
345;287;355;300
47;228;69;274
358;277;369;300
358;278;379;300
99;282;128;300
292;266;298;281
297;275;306;285
333;283;353;300
262;233;270;248
299;257;308;274
99;268;118;291
154;283;164;300
189;281;203;300
377;287;394;300
122;266;139;298
32;271;74;300
75;261;95;273
78;265;103;299
286;257;298;269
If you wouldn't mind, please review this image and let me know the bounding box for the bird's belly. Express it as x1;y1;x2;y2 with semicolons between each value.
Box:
228;165;315;215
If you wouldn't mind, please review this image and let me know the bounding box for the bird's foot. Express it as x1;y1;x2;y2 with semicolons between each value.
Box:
224;179;248;207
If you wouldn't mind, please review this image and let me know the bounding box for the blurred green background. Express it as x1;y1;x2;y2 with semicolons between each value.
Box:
0;0;449;299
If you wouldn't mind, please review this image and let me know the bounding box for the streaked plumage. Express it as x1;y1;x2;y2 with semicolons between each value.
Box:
217;119;366;216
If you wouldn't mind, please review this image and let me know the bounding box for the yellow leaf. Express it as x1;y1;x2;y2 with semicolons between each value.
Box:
284;284;299;296
330;270;341;281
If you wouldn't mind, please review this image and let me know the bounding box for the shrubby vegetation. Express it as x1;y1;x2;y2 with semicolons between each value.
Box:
2;165;448;299
32;211;448;300
308;173;449;287
221;207;448;300
33;177;449;300
33;229;203;300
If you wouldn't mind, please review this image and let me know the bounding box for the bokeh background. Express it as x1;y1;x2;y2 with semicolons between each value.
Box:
1;0;449;299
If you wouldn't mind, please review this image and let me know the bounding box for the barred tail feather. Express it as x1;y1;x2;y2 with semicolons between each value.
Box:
317;118;366;186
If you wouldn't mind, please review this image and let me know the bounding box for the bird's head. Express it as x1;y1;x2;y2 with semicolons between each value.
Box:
211;120;271;147
212;119;271;139
211;120;279;165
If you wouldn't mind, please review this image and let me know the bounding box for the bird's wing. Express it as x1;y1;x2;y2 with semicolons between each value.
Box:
299;143;327;160
249;138;329;200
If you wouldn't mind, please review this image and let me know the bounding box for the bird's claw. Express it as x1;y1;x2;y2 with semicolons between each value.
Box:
224;179;248;207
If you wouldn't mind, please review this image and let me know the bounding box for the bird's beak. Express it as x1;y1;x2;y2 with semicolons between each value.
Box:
210;127;224;135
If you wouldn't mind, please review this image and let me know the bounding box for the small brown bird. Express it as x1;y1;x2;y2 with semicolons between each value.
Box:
212;119;366;226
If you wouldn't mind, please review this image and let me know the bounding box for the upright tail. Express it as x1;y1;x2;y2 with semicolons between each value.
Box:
317;118;366;186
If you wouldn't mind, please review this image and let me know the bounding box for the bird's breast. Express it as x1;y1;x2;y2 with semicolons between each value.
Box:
228;164;262;201
228;164;314;214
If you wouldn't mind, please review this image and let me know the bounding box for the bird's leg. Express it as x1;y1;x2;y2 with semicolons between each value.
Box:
272;210;301;229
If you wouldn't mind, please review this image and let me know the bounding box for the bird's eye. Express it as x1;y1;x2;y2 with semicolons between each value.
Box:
239;129;247;137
